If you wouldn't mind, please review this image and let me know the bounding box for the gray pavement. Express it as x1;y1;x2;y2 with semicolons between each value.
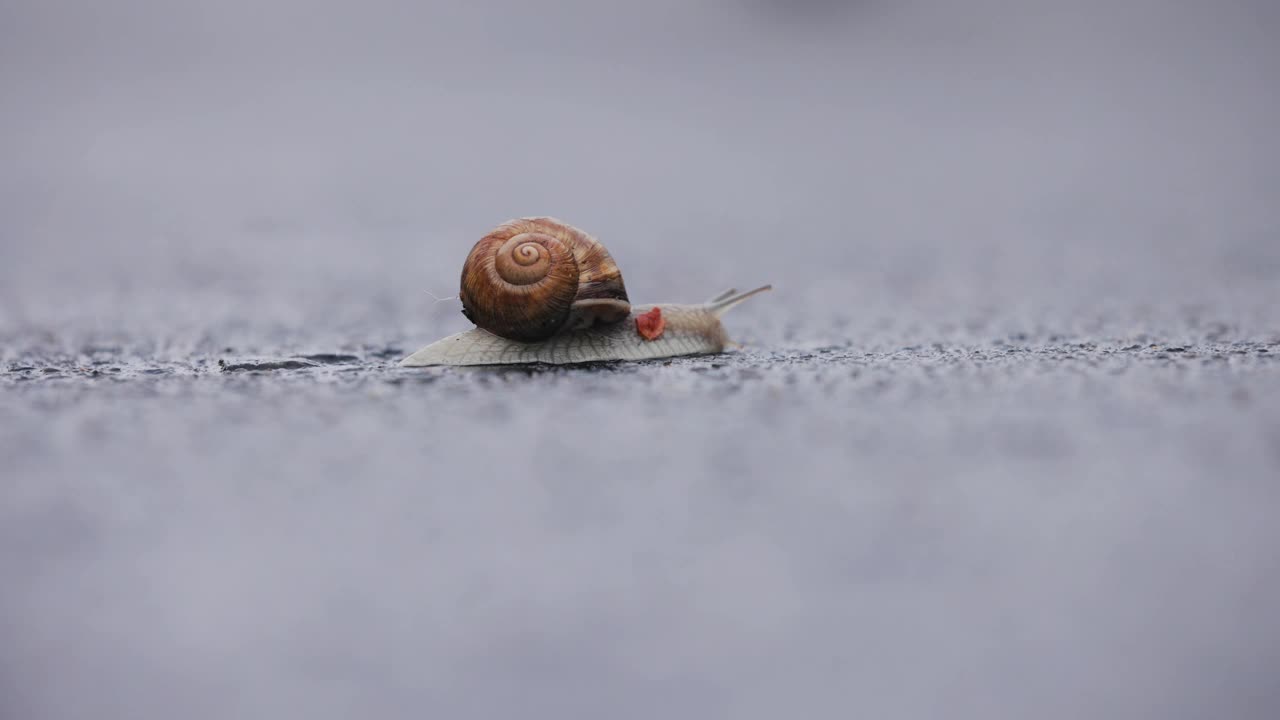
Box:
3;2;1278;718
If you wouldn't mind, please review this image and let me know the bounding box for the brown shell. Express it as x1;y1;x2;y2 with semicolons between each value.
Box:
458;217;631;342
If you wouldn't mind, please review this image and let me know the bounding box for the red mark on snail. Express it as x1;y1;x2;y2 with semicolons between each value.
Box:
635;307;665;341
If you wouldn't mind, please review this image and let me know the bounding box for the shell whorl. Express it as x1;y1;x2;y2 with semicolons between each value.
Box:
459;217;630;342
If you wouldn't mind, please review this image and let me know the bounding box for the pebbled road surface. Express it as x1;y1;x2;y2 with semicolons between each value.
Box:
4;308;1278;719
3;2;1279;718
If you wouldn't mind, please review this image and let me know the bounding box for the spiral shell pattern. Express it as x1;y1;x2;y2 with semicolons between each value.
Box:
459;217;630;342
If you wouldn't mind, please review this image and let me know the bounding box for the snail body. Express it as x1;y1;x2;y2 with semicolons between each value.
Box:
401;218;769;367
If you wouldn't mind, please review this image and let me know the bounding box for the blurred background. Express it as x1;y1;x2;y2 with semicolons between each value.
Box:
2;2;1278;719
3;0;1277;336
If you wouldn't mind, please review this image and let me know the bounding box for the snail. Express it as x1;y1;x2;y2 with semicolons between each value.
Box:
400;217;770;366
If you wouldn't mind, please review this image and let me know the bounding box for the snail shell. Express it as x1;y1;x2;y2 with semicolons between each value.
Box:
458;217;631;342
